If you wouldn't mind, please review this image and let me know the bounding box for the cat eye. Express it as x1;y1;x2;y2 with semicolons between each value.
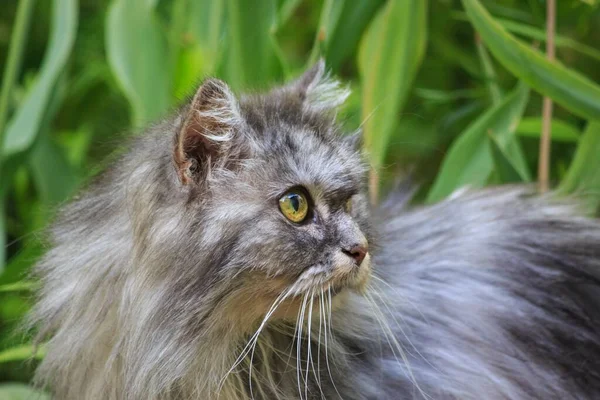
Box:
279;191;309;223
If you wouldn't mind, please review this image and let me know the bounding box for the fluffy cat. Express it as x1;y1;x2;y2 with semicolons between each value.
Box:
29;61;600;399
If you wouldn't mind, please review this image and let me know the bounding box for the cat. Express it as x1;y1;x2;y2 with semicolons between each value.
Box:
29;61;600;399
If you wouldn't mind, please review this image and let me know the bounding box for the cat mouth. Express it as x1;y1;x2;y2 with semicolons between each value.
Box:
295;254;372;298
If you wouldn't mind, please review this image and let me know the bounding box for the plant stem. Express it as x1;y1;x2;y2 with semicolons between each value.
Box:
0;0;36;153
538;0;555;193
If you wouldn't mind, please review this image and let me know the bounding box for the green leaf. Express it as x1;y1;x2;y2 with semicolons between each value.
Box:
475;38;502;104
0;281;39;293
516;117;580;142
106;0;171;126
3;0;77;157
451;11;600;63
186;0;226;71
223;0;282;90
462;0;600;121
559;121;600;210
488;133;528;183
359;0;428;173
275;0;303;29
314;0;385;71
307;0;344;65
0;384;49;400
0;344;45;363
28;133;78;206
427;82;530;203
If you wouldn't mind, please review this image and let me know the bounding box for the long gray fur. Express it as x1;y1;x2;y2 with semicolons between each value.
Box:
29;62;600;399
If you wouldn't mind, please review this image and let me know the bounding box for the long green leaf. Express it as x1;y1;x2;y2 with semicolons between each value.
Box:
106;0;171;126
0;384;49;400
451;11;600;63
475;38;502;104
559;121;600;210
517;117;580;142
0;281;38;293
427;82;530;203
3;0;77;157
317;0;386;71
223;0;282;90
489;133;528;183
0;0;36;153
462;0;600;121
359;0;428;173
0;344;45;363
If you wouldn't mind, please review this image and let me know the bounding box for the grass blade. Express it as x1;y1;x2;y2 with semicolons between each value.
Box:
359;0;428;201
3;0;77;157
462;0;600;121
516;117;580;142
427;82;529;203
223;0;282;89
106;0;171;126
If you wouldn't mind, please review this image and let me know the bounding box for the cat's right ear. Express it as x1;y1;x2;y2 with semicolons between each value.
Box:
173;78;242;185
291;59;350;112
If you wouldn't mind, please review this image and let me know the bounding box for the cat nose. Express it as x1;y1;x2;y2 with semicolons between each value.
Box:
342;243;368;265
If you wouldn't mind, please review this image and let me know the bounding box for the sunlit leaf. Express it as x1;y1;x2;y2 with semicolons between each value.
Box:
3;0;77;157
223;0;282;90
359;0;428;174
0;384;49;400
427;82;529;203
517;118;580;142
0;344;45;363
0;281;38;292
106;0;171;126
462;0;600;121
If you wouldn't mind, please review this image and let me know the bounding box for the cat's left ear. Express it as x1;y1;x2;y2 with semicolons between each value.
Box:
291;59;350;112
174;78;242;185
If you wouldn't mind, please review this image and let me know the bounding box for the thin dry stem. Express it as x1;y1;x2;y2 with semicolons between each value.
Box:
538;0;556;193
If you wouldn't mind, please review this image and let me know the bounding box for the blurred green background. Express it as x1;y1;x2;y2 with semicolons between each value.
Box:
1;0;600;395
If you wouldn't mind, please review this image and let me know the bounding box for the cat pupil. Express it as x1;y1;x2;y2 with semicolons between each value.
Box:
290;195;300;212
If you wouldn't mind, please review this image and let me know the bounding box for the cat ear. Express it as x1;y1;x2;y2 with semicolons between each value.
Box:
292;59;350;112
174;78;242;185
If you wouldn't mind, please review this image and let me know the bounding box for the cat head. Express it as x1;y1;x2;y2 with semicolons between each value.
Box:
134;61;373;333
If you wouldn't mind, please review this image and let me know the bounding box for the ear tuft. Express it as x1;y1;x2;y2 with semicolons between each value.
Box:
174;78;242;185
294;59;350;112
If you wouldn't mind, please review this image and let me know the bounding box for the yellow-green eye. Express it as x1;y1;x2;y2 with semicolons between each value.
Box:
279;192;309;223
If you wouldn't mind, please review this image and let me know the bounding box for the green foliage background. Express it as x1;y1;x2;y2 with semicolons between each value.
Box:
0;0;599;394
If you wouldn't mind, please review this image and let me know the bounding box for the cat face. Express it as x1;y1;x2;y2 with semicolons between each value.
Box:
171;61;373;329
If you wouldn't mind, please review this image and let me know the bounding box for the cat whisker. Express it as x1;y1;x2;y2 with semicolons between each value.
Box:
371;275;429;325
325;286;344;400
316;291;325;399
363;290;431;400
219;288;291;394
368;284;435;372
297;292;309;400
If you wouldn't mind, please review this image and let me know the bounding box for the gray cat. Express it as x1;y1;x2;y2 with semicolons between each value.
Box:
29;62;600;399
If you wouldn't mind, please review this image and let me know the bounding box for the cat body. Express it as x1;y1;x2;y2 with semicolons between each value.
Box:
30;62;600;399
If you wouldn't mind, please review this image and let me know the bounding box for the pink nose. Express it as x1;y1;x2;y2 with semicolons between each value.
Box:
343;244;367;265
